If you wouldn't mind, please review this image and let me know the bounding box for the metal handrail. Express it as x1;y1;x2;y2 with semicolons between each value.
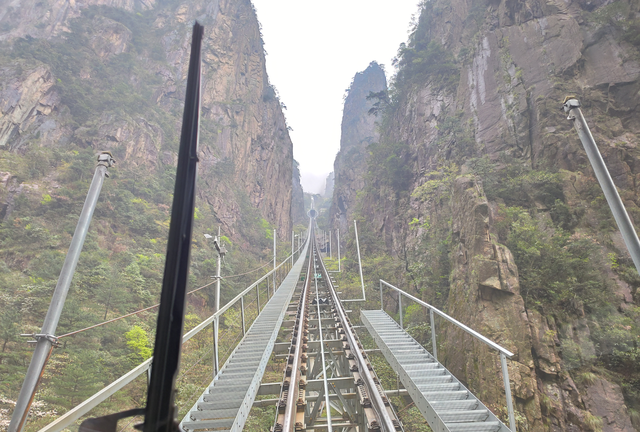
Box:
379;279;517;431
380;280;513;356
183;240;305;341
38;238;309;432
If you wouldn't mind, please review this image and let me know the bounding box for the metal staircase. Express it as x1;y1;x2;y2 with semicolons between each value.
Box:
179;242;309;432
362;310;511;432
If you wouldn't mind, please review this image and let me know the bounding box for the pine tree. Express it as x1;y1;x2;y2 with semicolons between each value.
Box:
48;351;104;408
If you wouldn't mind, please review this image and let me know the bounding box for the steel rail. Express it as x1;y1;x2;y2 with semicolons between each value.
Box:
312;238;333;432
316;244;398;432
379;280;514;357
276;242;312;431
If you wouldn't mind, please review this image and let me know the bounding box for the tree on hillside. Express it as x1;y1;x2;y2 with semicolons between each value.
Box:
0;309;19;353
48;351;104;408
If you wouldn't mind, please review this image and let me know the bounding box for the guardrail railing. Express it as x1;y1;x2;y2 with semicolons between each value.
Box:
379;279;516;432
38;237;309;432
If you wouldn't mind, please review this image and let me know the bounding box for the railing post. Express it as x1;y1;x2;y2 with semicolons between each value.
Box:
213;316;219;377
240;296;246;336
292;230;295;266
380;280;383;310
398;294;403;329
257;284;260;314
501;352;517;431
273;229;276;295
337;229;341;272
212;227;222;378
430;309;437;361
354;220;366;300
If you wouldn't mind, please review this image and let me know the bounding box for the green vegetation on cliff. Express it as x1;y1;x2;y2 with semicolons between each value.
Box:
330;0;640;429
0;1;299;429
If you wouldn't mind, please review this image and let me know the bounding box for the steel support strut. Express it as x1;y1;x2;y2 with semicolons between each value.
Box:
564;98;640;274
9;152;115;432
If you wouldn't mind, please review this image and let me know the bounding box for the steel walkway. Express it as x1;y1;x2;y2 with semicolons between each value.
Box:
180;242;309;432
362;310;510;432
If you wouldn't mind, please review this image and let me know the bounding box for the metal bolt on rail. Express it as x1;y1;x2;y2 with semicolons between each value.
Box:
10;151;115;432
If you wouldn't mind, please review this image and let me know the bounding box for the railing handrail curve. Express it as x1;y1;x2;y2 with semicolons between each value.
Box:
380;279;514;357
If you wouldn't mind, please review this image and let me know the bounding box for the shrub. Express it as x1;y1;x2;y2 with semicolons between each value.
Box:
501;206;611;314
584;412;603;432
125;325;152;363
576;371;598;386
366;140;413;195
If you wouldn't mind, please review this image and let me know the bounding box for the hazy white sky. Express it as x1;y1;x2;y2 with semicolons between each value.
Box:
251;0;419;194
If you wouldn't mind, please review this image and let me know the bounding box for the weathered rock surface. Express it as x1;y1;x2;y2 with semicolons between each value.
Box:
0;63;59;149
329;61;386;234
330;0;640;430
0;0;303;239
583;378;636;432
442;176;543;430
291;160;306;225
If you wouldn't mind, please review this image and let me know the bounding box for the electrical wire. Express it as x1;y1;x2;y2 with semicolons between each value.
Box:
58;258;279;339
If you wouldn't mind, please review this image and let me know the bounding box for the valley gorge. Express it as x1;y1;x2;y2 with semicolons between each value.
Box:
1;0;640;430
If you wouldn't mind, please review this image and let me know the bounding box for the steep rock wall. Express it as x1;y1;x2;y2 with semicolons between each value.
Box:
334;0;640;430
329;61;386;234
0;0;302;239
0;1;303;423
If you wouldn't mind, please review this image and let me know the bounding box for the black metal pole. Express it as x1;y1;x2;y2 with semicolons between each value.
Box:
143;22;203;432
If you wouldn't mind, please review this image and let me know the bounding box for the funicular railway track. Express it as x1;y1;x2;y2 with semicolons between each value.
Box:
274;226;403;431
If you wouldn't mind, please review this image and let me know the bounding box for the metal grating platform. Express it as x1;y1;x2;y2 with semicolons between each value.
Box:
362;310;510;432
179;242;309;432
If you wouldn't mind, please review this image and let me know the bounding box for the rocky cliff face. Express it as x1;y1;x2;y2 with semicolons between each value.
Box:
0;1;303;425
334;0;640;430
291;159;306;225
323;171;334;198
0;0;302;239
329;61;386;234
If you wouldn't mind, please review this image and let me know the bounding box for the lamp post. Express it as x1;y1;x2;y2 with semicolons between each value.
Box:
205;229;227;376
